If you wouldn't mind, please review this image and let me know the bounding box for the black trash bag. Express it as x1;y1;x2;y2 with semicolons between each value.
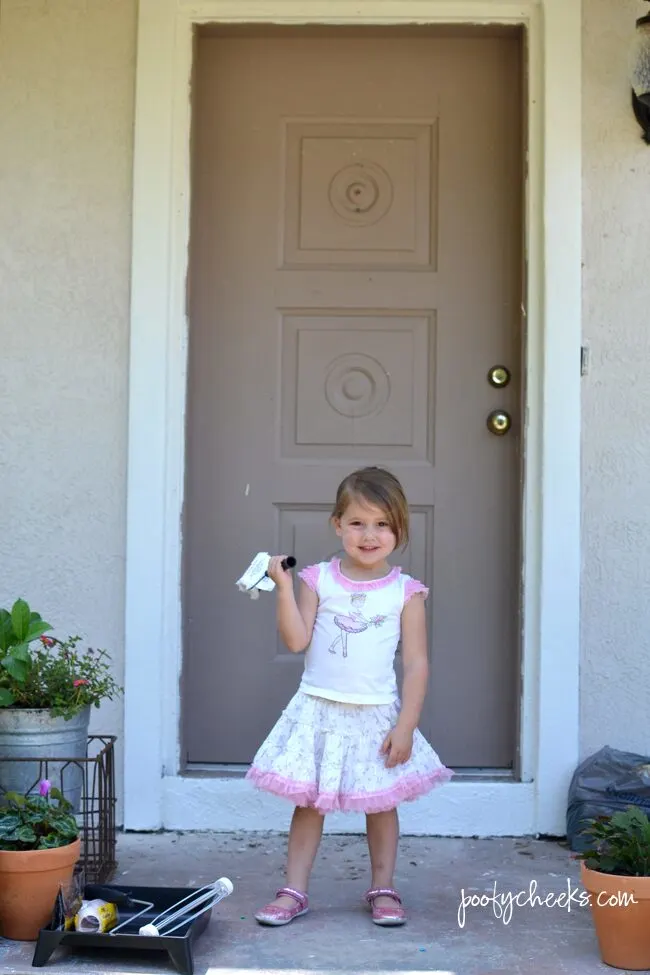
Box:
566;745;650;851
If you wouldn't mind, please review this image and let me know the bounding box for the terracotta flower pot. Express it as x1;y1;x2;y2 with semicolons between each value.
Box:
0;837;80;941
581;860;650;970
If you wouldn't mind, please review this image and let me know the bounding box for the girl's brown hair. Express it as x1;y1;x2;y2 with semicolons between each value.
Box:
331;467;409;549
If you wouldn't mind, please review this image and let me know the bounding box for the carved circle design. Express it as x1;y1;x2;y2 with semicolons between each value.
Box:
324;354;391;418
328;161;393;227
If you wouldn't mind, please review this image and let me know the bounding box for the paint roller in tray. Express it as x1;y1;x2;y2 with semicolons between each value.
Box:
138;878;234;937
236;553;296;599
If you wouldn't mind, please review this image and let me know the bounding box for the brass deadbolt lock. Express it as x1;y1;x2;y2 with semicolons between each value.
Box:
487;365;511;388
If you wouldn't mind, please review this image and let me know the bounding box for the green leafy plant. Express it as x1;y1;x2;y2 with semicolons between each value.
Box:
0;598;121;718
575;806;650;876
0;598;52;706
0;780;79;851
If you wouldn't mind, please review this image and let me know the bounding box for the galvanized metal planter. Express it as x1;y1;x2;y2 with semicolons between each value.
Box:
0;706;90;812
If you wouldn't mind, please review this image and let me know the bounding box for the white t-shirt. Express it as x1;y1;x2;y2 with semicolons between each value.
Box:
297;558;428;705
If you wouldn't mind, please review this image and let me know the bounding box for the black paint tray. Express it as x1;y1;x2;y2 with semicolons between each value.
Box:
32;884;214;975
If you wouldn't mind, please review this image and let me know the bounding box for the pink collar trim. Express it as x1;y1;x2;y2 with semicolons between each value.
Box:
330;558;401;591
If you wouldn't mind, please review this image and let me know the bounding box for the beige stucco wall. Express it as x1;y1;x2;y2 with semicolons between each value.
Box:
1;0;650;823
0;0;136;812
581;0;650;758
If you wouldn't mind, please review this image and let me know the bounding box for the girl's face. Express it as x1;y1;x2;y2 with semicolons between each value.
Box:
334;499;396;568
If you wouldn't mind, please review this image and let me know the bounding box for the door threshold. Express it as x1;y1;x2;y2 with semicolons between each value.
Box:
183;763;516;781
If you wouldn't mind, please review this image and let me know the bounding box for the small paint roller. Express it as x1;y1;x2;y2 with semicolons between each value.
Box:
138;877;234;937
236;554;296;599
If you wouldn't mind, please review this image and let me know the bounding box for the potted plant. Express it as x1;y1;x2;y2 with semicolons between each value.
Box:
0;598;121;810
0;780;80;940
576;805;650;970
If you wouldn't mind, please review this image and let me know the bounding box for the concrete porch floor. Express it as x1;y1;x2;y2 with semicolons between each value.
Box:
0;832;622;975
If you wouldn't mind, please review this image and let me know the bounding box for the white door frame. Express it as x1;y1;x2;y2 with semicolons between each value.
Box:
124;0;581;836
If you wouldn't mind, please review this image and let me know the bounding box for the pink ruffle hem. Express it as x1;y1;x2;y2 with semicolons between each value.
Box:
245;765;453;814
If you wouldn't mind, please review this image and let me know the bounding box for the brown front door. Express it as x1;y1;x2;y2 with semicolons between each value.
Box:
183;27;523;769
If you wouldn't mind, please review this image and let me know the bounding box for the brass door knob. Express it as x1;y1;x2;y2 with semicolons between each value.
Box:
488;365;511;388
487;410;511;436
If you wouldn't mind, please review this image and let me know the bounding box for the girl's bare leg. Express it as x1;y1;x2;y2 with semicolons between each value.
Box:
266;806;324;909
366;808;400;908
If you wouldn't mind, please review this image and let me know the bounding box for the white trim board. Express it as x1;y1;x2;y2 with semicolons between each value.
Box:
124;0;581;836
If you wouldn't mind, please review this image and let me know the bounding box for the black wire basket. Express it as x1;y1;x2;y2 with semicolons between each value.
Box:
0;735;117;883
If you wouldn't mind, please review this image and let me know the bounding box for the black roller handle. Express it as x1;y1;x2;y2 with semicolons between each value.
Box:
262;555;297;582
85;885;136;907
247;555;296;592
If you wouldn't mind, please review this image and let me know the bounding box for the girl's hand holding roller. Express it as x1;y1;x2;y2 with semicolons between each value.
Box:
267;555;294;589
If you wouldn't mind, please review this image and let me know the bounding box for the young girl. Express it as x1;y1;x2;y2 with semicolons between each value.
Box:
245;467;453;927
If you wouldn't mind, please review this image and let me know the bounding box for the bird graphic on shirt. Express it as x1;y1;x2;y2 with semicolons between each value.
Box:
328;593;387;658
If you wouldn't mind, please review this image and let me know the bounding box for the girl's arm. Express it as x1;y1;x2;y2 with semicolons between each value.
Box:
381;593;428;766
396;593;429;731
268;555;318;653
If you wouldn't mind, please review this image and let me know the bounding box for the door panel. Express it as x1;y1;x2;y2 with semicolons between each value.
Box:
184;28;523;768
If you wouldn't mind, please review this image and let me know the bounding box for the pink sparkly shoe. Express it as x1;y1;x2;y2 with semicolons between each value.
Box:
254;887;309;926
364;887;406;926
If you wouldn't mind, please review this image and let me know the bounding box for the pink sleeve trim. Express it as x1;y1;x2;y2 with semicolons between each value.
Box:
404;578;429;602
298;564;320;592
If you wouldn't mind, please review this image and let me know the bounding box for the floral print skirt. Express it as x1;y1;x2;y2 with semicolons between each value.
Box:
245;688;453;814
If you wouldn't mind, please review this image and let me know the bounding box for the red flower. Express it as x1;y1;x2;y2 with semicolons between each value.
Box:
73;679;88;687
40;636;55;647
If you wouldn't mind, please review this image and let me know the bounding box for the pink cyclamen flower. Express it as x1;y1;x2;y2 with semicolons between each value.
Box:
39;779;51;797
73;679;88;687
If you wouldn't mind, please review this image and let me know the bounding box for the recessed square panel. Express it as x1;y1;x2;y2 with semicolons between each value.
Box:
280;312;435;462
282;120;437;269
